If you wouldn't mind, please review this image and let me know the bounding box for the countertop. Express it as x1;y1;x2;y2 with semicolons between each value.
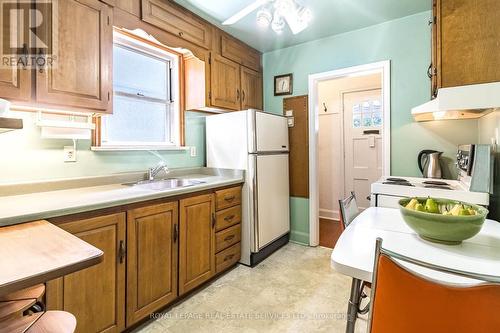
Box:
0;168;244;227
0;220;103;296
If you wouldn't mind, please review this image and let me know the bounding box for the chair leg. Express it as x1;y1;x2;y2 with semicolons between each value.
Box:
346;278;362;333
357;281;370;315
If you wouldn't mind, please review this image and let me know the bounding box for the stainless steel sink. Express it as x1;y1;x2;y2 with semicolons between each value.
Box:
123;178;205;190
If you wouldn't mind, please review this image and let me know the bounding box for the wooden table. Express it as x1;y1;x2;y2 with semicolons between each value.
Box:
331;207;500;333
0;220;103;297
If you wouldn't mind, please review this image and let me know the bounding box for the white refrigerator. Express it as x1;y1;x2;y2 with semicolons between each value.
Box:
206;109;290;266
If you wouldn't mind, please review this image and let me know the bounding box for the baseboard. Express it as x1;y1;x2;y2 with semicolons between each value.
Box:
319;208;340;220
290;230;309;245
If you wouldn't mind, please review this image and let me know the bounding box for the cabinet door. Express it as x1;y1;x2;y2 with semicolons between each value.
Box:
437;0;500;87
0;0;31;102
221;34;261;72
142;0;211;49
36;0;112;112
210;54;241;111
45;213;126;333
126;202;178;326
179;194;216;295
241;67;263;110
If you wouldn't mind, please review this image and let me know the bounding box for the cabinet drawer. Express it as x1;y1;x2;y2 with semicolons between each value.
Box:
216;243;240;273
216;224;241;253
215;187;241;211
142;0;211;49
215;206;241;232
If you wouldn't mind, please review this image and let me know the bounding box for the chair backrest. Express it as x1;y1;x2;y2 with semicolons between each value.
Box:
338;191;359;230
368;238;500;333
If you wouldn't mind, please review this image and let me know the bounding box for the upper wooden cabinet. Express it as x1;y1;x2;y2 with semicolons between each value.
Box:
115;0;140;16
210;54;241;111
431;0;500;95
221;34;261;72
241;67;263;110
142;0;212;49
36;0;112;112
45;213;126;333
126;202;178;326
179;194;216;295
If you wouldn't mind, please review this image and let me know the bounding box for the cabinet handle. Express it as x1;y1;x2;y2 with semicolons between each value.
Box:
236;89;240;100
224;214;235;222
212;212;216;229
427;64;433;79
224;195;236;202
242;90;246;103
224;254;235;262
178;31;184;37
38;49;44;73
22;44;28;70
118;240;126;264
173;224;178;243
224;235;235;242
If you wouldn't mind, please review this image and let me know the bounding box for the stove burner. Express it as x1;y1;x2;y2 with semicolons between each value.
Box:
387;178;409;182
424;185;452;190
423;180;450;186
383;181;415;187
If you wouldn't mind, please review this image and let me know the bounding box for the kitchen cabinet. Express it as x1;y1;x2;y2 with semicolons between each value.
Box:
179;194;216;295
241;66;263;110
431;0;500;96
210;54;241;111
142;0;212;49
36;0;112;112
210;54;263;111
221;34;261;72
45;213;126;333
115;0;140;16
126;202;178;326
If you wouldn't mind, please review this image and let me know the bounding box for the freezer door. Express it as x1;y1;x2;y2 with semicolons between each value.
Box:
254;154;290;250
249;111;289;153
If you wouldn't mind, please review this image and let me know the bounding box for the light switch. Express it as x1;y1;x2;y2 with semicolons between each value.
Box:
287;118;295;127
285;110;293;117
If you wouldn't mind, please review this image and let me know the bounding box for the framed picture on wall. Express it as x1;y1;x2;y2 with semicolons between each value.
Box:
274;73;293;96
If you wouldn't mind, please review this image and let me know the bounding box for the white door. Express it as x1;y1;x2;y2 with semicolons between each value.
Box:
256;154;290;249
253;112;289;153
343;89;383;210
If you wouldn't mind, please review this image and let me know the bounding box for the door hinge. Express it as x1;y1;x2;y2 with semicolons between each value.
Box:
208;91;212;99
211;212;216;229
173;224;178;243
118;240;126;264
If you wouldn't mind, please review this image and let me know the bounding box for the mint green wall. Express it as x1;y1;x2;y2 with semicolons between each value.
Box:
263;11;479;245
0;111;206;183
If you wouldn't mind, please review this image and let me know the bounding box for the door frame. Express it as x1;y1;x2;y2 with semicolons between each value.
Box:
308;61;391;246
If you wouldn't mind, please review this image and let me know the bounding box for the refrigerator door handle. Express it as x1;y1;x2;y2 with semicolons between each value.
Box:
248;154;259;252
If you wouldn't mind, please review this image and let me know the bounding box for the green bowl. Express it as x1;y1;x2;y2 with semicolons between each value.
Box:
398;197;488;245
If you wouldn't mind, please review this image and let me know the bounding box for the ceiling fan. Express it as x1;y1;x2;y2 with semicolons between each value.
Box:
222;0;313;35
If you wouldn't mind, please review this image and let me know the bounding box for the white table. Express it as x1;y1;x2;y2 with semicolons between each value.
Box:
331;207;500;333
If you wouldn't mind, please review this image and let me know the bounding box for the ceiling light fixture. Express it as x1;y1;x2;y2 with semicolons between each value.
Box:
223;0;313;35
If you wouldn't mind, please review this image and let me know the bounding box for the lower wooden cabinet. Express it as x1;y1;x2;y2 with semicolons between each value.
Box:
46;213;126;333
126;202;178;326
46;186;241;332
179;194;216;295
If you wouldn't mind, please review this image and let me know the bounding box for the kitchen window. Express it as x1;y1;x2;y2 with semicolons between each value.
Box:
99;31;181;149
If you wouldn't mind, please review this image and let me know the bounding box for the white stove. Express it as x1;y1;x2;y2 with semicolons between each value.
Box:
371;176;490;208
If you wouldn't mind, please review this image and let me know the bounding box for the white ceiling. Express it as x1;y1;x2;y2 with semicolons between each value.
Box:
174;0;431;53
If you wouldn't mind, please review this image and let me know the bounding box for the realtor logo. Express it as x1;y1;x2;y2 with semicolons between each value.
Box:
0;0;58;69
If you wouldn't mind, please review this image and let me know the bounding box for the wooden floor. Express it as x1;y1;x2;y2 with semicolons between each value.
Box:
319;218;343;249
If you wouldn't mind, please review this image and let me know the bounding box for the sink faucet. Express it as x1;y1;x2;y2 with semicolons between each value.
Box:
148;162;169;181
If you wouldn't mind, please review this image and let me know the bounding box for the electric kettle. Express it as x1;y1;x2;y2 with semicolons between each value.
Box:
418;150;443;179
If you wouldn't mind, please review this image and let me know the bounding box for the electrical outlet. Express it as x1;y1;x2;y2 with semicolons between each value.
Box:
64;146;77;162
190;146;197;157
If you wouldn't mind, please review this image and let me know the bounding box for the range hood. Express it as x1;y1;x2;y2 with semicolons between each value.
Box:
412;82;500;121
0;116;23;133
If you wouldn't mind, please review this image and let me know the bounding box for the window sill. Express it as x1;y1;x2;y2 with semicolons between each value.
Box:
91;145;189;152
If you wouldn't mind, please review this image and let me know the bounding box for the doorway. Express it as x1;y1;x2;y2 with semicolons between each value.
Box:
309;61;391;247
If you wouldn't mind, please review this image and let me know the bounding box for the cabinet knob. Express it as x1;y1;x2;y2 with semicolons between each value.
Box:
178;31;184;37
224;235;235;242
224;214;235;222
224;195;236;202
118;240;126;264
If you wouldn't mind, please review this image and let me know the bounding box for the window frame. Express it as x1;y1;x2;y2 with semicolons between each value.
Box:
95;30;183;150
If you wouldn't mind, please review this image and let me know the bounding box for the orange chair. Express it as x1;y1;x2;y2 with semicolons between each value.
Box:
368;238;500;333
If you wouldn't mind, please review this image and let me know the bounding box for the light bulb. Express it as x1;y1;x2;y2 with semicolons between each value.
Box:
271;14;285;34
256;8;272;28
